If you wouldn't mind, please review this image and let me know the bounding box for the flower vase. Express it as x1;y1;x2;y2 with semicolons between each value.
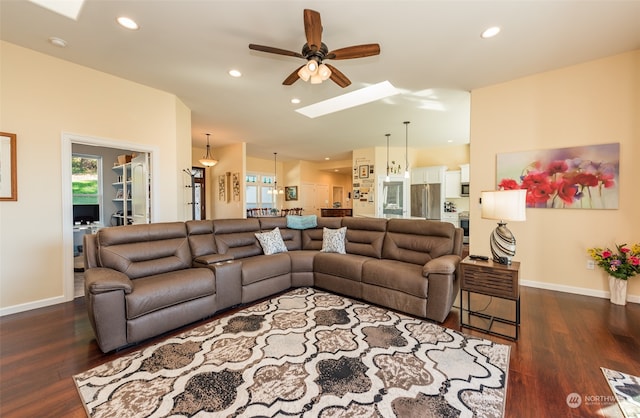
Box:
608;276;628;306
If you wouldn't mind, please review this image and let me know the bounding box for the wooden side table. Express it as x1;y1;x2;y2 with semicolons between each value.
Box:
459;257;520;340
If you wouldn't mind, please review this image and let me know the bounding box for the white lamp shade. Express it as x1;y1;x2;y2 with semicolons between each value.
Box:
481;189;526;222
199;158;218;167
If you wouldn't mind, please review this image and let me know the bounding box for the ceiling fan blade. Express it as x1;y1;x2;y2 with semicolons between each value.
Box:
283;65;304;85
325;64;351;88
326;44;381;60
303;9;322;51
249;44;304;59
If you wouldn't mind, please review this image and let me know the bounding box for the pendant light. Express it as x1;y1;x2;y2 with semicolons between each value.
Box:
271;152;284;195
385;133;391;182
199;133;218;167
403;121;410;178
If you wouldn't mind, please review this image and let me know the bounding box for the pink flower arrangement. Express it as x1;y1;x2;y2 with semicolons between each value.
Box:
587;244;640;280
498;158;616;208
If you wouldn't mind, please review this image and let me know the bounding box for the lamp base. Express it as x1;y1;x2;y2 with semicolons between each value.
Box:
490;222;516;265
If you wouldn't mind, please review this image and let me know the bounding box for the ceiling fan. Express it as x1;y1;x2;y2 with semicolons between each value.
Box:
248;9;380;88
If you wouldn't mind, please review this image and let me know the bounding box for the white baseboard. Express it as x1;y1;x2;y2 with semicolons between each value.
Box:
521;280;640;304
0;295;68;317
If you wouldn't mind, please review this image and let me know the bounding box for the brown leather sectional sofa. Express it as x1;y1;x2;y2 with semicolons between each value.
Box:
83;216;463;353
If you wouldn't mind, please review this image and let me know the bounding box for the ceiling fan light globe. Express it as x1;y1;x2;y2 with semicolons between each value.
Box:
297;66;311;81
306;60;318;74
310;74;323;84
318;63;331;80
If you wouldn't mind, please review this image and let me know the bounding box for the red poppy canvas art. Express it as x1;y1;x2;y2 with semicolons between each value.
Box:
496;143;619;209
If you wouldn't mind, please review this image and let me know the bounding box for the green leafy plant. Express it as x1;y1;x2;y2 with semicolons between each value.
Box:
587;243;640;280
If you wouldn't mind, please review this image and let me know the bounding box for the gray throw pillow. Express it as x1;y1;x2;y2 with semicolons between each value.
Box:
321;227;347;254
255;227;288;255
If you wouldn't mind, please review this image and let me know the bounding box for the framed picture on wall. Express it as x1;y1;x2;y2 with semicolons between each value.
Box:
285;186;298;201
359;165;369;179
218;175;227;201
0;132;17;201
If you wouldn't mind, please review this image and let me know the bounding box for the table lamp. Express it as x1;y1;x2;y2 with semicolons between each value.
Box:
481;189;527;264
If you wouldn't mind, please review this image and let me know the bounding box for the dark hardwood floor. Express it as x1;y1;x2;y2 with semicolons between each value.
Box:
1;287;638;417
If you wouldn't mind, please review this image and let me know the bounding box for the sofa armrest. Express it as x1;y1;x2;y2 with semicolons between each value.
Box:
84;268;133;294
422;254;461;277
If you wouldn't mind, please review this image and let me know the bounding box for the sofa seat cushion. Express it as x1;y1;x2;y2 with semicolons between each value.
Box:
314;253;371;282
241;253;291;286
126;268;215;320
288;250;318;273
362;259;428;299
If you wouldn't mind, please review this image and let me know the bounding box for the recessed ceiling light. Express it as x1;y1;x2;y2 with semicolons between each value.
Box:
481;26;501;39
325;157;331;160
117;16;139;30
228;69;242;78
291;98;301;104
48;37;67;48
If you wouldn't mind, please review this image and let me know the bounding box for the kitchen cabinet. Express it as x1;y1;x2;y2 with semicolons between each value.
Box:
411;165;446;185
460;164;470;183
445;170;461;198
441;212;459;228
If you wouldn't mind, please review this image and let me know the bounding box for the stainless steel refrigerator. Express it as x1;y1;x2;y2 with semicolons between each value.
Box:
410;183;442;220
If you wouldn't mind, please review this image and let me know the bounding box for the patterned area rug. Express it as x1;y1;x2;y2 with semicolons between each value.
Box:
602;367;640;418
74;288;510;417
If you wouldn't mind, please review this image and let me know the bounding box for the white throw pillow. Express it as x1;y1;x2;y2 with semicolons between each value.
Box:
321;227;347;254
255;227;288;255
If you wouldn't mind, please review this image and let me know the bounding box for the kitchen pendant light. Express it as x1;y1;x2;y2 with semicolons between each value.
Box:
199;133;218;167
385;133;391;182
271;152;284;195
403;121;410;178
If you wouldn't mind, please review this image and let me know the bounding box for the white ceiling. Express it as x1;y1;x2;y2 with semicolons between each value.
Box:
2;1;640;165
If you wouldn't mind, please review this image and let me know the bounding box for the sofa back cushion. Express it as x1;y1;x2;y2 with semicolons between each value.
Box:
383;219;455;265
342;217;387;259
301;217;343;250
96;222;191;279
213;218;262;259
258;217;302;251
186;220;217;258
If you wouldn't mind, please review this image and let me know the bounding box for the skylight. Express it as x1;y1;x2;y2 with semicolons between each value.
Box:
28;0;85;20
295;81;400;119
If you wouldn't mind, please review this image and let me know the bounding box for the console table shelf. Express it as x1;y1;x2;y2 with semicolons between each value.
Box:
459;257;520;340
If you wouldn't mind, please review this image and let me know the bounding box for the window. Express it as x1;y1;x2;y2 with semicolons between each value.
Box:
72;154;102;221
245;173;274;209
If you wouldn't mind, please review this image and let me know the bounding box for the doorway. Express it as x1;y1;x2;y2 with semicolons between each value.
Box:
62;133;158;301
376;175;410;218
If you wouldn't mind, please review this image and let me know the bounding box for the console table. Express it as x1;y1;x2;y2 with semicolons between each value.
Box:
459;257;520;340
320;208;352;217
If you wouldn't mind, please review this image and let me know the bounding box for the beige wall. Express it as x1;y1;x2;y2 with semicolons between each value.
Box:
208;143;246;219
413;144;469;170
470;50;640;301
0;42;191;314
